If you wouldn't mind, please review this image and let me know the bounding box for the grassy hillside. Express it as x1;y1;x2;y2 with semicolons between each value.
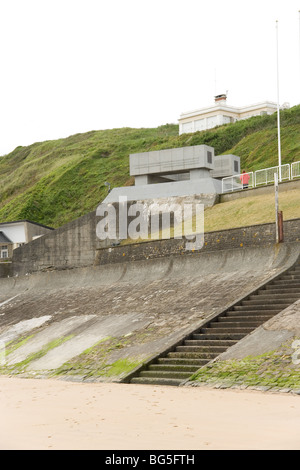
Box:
0;105;300;228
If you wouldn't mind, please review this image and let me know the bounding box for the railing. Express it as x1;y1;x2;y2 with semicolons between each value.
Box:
291;161;300;179
222;161;300;193
255;164;290;186
222;172;254;193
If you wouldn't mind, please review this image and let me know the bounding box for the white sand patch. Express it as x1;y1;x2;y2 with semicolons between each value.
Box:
0;377;300;450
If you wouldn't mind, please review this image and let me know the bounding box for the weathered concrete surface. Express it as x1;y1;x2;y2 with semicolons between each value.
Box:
5;315;96;366
218;300;300;361
0;243;299;381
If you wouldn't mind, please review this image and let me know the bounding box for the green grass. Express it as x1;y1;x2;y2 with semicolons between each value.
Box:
119;185;300;246
190;338;300;391
204;186;300;232
0;106;300;228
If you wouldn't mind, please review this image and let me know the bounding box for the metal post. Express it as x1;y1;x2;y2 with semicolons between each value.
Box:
276;20;282;182
278;210;284;243
274;172;279;243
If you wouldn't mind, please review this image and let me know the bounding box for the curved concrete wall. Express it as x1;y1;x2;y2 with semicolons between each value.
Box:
0;243;299;382
1;242;299;297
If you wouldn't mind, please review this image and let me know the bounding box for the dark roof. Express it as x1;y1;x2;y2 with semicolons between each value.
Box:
0;231;12;243
0;219;54;230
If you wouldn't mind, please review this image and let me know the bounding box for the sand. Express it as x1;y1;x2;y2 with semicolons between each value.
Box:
0;376;300;450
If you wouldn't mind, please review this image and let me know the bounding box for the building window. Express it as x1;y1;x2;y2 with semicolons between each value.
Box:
207;151;212;164
206;116;217;129
234;160;239;173
182;122;194;133
194;119;205;132
222;115;232;124
1;246;8;258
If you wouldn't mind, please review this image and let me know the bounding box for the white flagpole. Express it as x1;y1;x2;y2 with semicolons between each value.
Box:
276;20;282;182
299;11;300;88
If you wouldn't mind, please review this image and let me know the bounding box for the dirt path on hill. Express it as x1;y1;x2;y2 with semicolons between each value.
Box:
0;376;299;450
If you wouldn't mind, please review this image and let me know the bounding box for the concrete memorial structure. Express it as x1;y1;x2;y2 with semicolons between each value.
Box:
103;145;240;204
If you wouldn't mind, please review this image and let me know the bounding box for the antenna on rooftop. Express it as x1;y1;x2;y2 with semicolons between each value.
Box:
214;68;217;96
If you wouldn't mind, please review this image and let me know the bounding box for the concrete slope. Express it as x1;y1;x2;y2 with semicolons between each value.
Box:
0;243;299;382
129;255;300;386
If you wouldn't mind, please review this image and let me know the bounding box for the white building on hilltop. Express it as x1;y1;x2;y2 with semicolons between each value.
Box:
178;94;289;135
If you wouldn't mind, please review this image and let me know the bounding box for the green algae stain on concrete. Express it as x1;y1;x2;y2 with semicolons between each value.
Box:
5;334;35;356
0;335;74;376
190;338;300;392
81;337;112;355
0;329;150;382
52;336;145;381
102;358;142;379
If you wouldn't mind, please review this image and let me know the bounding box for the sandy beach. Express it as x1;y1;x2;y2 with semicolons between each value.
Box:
0;376;300;450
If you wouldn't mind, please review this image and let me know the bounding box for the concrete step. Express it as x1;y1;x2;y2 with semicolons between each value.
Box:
280;274;300;280
271;280;300;287
201;327;253;334
241;299;291;306
252;291;300;297
217;315;272;323
275;273;300;279
139;370;192;379
178;344;228;353
148;364;200;372
225;310;276;317
208;321;264;328
262;287;300;294
131;377;183;386
266;279;300;285
189;338;237;347
256;290;300;296
193;332;245;340
167;351;216;360
176;345;227;357
249;296;300;303
157;357;209;366
233;304;282;311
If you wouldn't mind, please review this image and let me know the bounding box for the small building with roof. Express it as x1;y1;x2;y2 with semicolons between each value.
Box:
0;220;54;260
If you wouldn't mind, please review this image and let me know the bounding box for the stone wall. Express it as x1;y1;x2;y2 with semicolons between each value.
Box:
0;262;13;278
95;218;300;266
11;211;98;276
3;205;300;277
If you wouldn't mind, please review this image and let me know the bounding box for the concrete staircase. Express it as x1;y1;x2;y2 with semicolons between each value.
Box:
130;258;300;386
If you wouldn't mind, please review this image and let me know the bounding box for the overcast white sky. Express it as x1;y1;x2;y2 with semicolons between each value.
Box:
0;0;299;155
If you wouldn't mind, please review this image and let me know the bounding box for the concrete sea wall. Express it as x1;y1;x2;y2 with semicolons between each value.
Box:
1;210;300;277
0;242;299;382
